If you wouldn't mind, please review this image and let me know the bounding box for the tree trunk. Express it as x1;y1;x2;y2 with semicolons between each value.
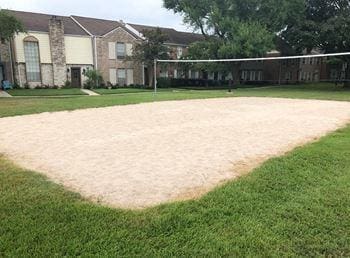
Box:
344;62;350;88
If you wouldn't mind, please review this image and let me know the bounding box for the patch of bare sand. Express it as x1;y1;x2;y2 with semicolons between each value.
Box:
0;97;349;209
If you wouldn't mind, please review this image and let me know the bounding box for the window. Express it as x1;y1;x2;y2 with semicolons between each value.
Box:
307;72;311;81
177;47;183;59
160;70;168;78
117;69;126;85
208;72;214;80
285;71;291;80
116;43;126;59
249;71;256;81
195;71;200;79
24;41;41;82
174;69;178;79
189;70;196;79
301;72;307;80
241;70;248;81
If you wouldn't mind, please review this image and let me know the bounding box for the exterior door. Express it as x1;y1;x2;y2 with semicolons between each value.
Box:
71;68;81;88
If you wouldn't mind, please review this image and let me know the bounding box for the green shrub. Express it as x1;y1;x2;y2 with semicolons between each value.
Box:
84;69;103;89
63;80;71;89
157;78;172;88
12;82;20;89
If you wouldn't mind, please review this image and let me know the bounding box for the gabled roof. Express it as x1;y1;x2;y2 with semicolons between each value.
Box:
128;23;204;46
71;16;139;38
71;15;122;36
6;10;89;36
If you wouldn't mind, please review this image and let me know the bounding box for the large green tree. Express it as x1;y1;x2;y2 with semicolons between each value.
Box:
128;28;169;87
282;0;350;85
0;9;25;42
164;0;304;83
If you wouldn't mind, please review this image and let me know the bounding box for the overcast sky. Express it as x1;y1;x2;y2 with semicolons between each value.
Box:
0;0;191;31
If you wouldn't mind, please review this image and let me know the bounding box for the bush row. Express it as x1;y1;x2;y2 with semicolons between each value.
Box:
156;78;271;88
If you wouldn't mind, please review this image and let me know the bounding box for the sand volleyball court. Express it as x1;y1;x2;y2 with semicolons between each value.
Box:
0;97;350;208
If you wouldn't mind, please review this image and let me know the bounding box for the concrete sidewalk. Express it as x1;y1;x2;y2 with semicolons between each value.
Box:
81;89;100;96
0;91;12;98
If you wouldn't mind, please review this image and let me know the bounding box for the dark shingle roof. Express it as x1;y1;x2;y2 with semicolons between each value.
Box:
71;16;140;38
128;23;204;46
71;16;123;36
5;9;202;43
7;10;89;36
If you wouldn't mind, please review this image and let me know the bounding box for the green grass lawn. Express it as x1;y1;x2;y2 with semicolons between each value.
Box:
1;125;350;256
1;83;350;118
93;87;153;95
235;83;350;101
93;87;190;95
7;88;87;96
1;82;350;256
0;90;231;118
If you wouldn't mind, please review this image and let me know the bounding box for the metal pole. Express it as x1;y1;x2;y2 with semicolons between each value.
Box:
154;59;157;94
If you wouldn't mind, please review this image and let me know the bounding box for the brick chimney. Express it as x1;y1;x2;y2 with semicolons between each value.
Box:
49;16;66;86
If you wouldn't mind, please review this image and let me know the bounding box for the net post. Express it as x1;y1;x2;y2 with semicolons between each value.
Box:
154;59;157;94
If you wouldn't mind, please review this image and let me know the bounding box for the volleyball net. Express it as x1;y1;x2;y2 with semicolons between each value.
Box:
154;52;350;92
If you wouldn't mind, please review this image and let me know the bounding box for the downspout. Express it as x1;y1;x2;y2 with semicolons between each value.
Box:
8;39;14;83
94;36;98;70
142;63;145;85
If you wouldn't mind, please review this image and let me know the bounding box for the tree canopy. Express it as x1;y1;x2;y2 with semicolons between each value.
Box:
0;9;25;42
282;0;350;54
164;0;305;82
164;0;304;59
129;28;170;86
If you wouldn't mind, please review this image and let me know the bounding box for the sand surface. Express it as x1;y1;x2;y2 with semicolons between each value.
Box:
0;97;350;209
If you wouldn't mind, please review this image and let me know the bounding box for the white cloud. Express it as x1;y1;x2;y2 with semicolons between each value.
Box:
0;0;192;31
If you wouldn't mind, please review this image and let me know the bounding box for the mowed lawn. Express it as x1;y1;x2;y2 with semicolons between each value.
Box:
0;90;231;117
93;87;153;94
7;88;87;97
1;83;350;256
1;83;350;118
